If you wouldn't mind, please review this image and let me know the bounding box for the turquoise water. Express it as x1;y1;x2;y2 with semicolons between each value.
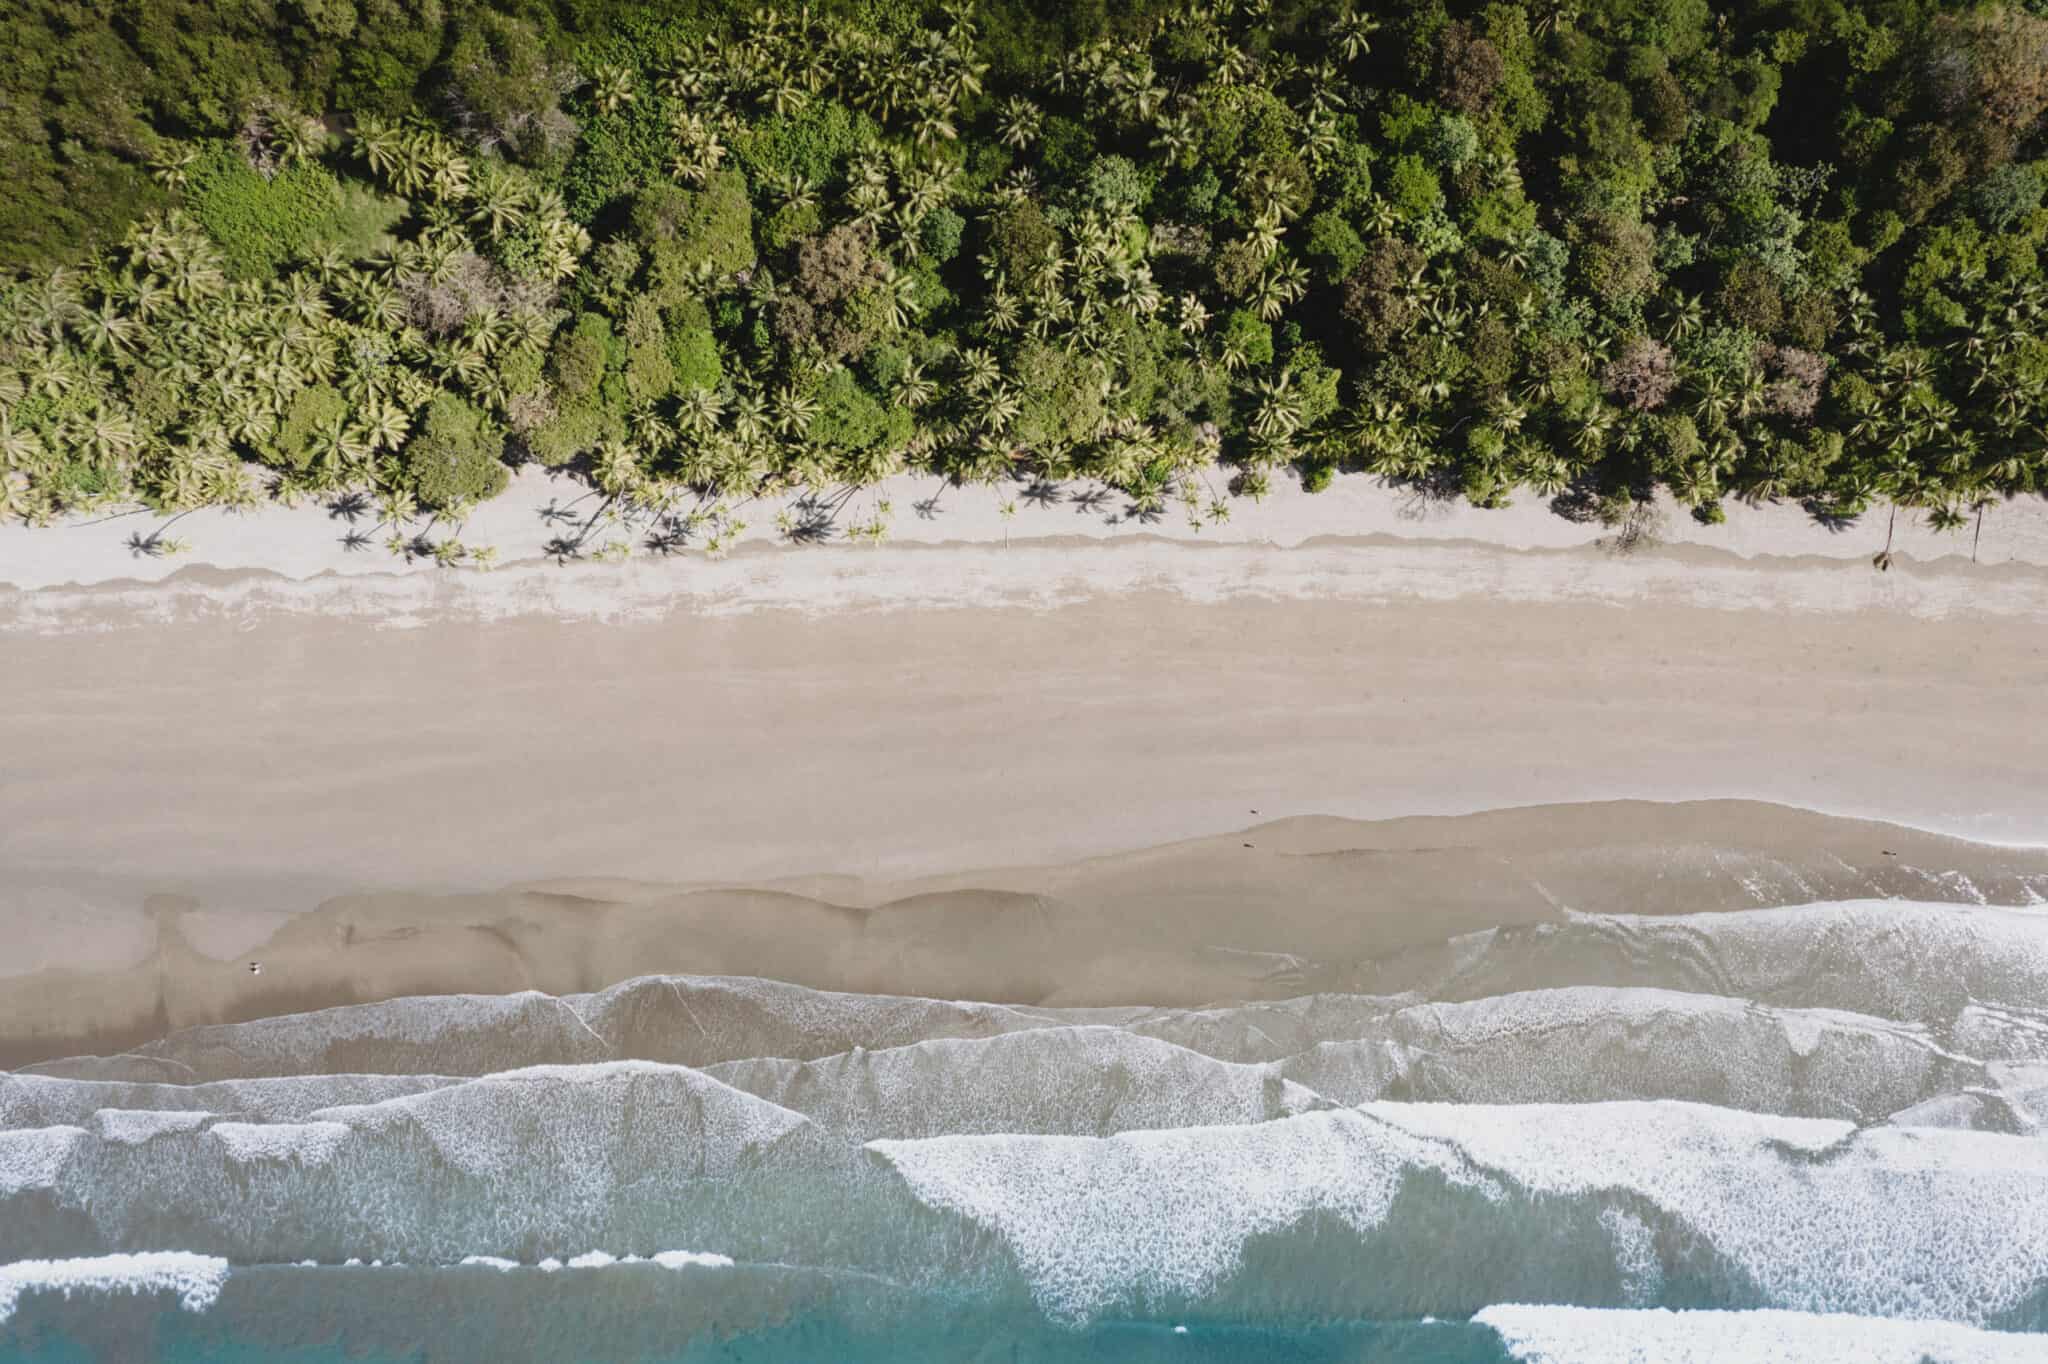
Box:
5;1300;1516;1364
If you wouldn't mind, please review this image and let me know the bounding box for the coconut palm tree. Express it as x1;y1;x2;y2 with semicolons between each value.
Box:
590;64;638;114
995;97;1042;150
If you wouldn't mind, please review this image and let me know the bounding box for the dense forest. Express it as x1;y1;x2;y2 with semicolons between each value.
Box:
4;0;2048;555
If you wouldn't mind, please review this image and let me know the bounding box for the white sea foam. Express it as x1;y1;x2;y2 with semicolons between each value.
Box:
1;1062;822;1264
710;1026;1328;1141
0;1252;228;1326
0;1074;463;1126
0;1127;84;1197
870;1109;1482;1324
652;1250;734;1269
87;1109;210;1146
1373;1101;2048;1324
1389;900;2048;1023
1476;1304;2048;1362
874;1101;2048;1326
210;1121;350;1166
1276;986;1979;1118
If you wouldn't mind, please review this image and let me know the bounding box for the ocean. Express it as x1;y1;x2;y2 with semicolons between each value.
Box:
6;897;2048;1362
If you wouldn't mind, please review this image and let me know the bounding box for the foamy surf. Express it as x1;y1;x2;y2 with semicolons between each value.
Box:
4;895;2046;1359
0;1252;227;1326
1475;1304;2048;1362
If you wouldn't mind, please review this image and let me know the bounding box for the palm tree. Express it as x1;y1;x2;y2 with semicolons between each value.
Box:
771;383;817;438
0;410;46;470
352;117;405;181
1332;12;1381;62
957;347;1001;394
996;97;1042;150
589;64;637;114
149;143;199;192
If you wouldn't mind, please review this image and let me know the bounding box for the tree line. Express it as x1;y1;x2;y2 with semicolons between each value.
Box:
3;0;2046;556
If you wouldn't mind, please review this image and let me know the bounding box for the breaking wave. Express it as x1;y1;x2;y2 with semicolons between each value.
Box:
5;897;2048;1359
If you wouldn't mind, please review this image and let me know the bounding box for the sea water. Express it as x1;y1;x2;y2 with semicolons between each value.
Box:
5;899;2048;1361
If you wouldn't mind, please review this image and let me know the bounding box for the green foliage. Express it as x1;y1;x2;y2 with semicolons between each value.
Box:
1086;156;1150;212
919;207;966;264
1305;211;1367;283
809;366;909;454
1220;310;1274;369
1420;113;1480;172
444;12;576;168
733;102;875;188
1012;340;1108;449
183;142;344;278
551;313;615;402
406;394;509;509
668;325;723;393
1972;164;2046;232
6;0;2048;538
632;172;756;303
1385;156;1445;221
271;383;348;472
984;200;1059;280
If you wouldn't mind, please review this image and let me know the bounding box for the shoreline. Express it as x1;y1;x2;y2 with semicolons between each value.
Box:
6;530;2048;636
7;798;2048;1070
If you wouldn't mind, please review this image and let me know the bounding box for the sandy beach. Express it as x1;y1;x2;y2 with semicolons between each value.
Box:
3;475;2045;1061
5;478;2048;1361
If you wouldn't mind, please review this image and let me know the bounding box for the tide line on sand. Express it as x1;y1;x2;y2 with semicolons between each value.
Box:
5;534;2048;635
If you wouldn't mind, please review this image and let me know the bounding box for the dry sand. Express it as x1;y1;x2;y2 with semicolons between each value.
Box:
4;465;2047;598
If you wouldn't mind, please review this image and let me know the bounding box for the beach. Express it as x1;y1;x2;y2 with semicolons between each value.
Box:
2;477;2046;1060
7;481;2048;1358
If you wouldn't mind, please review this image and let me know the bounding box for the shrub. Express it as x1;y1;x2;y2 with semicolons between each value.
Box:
1219;309;1274;368
1304;210;1367;282
549;313;614;401
668;326;723;392
406;394;508;508
1085;154;1149;212
443;11;577;167
919;206;966;263
1421;113;1480;171
1385;155;1445;220
809;367;908;453
631;172;756;302
984;199;1059;280
183;141;344;278
1339;237;1426;350
270;383;348;471
732;101;874;188
1971;162;2046;231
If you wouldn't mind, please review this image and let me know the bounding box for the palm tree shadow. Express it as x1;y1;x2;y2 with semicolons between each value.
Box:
1068;487;1111;515
1021;478;1063;509
1801;498;1862;533
782;494;838;543
124;532;167;559
340;529;374;552
643;511;699;555
327;492;371;523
